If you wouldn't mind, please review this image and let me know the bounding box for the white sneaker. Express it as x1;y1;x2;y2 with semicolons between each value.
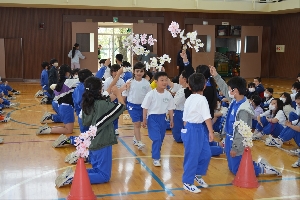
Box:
291;159;300;168
115;129;119;136
252;130;263;140
35;90;44;98
183;183;201;193
40;112;52;123
153;159;161;167
52;134;68;148
9;102;20;108
13;91;21;95
55;167;74;188
40;96;48;104
194;175;208;188
65;151;79;164
265;135;273;143
0;116;10;123
289;149;300;156
137;141;145;150
264;165;282;176
36;124;51;135
133;136;138;146
7;96;16;100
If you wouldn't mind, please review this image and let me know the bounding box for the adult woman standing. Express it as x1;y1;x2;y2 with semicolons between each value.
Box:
68;43;86;69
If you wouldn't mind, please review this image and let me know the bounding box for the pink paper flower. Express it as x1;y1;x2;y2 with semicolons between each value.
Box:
168;21;181;38
140;34;148;45
75;126;97;158
148;35;157;46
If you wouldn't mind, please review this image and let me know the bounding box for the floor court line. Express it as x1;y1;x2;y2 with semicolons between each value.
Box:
56;176;300;200
118;137;174;197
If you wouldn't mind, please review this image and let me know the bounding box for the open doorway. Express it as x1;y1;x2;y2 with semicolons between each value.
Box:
98;22;133;67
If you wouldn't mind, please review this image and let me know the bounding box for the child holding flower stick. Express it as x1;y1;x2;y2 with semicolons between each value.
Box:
210;65;282;177
55;76;126;187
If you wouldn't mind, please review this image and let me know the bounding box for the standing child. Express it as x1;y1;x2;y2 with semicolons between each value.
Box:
41;58;59;104
181;73;214;193
36;65;79;135
68;43;85;69
103;64;126;135
141;72;175;167
210;65;281;177
122;62;151;149
55;76;125;187
168;70;189;143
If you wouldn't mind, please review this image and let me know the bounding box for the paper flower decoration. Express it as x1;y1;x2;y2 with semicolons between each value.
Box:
233;120;253;148
144;54;171;71
168;21;204;52
75;125;97;158
168;21;181;38
123;33;157;56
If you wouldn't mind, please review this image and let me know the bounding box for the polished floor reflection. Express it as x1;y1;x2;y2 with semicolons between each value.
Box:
0;78;299;200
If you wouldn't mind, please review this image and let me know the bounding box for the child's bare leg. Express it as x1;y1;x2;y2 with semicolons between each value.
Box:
134;122;142;141
50;123;74;134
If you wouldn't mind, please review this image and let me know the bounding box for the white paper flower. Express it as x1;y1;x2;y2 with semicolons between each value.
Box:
148;35;157;46
168;21;181;38
233;120;253;148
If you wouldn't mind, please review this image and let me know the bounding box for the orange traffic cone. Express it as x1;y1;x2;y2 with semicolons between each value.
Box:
232;147;259;188
67;158;96;200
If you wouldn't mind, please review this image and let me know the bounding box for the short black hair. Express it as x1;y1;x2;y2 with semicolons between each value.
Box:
188;73;206;93
99;59;106;64
297;73;300;78
292;82;300;90
50;58;58;65
154;71;168;81
251;95;262;106
181;70;189;83
227;76;247;95
266;88;274;94
41;61;49;69
145;70;153;81
254;77;261;83
110;64;121;73
248;82;255;88
78;69;93;83
115;54;123;62
123;61;132;68
72;68;80;75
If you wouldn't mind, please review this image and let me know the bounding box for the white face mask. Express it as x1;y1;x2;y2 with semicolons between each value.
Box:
269;104;276;111
249;88;255;93
53;63;58;67
264;92;269;98
291;89;297;94
74;75;78;79
228;91;235;99
279;97;286;104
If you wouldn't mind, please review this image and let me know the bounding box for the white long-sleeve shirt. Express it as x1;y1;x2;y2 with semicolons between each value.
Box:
68;50;85;64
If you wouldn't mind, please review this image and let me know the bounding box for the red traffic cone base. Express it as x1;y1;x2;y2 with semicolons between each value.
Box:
67;158;96;200
232;147;259;188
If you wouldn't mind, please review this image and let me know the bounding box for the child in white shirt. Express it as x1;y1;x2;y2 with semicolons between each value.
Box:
122;62;151;149
181;73;214;194
253;98;287;144
103;64;126;135
141;72;175;167
68;43;85;69
168;70;189;143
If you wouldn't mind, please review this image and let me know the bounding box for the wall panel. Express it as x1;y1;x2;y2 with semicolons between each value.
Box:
0;7;298;79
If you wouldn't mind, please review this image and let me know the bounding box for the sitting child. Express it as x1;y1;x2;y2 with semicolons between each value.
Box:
280;92;296;119
262;88;274;109
250;95;264;129
291;82;300;109
253;99;287;144
247;82;259;99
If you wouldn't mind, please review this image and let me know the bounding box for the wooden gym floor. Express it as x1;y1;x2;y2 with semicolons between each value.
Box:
0;78;299;200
